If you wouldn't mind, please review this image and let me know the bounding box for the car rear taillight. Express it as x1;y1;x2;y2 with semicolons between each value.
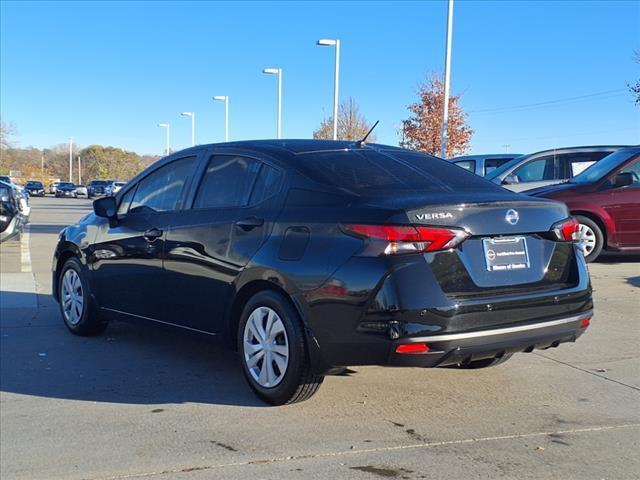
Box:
551;217;580;242
342;224;470;255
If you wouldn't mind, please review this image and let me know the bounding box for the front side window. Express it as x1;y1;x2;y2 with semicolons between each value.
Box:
118;186;137;215
619;160;640;186
453;160;475;172
129;156;197;214
484;158;513;175
512;156;556;182
194;155;261;209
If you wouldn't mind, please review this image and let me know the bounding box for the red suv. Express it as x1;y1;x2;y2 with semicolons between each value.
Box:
528;146;640;262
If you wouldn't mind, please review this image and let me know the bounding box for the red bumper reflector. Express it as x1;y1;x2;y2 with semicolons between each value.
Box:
579;318;591;329
395;343;429;354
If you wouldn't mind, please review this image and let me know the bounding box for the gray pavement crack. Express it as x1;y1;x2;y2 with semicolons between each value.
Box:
83;423;640;480
533;352;640;392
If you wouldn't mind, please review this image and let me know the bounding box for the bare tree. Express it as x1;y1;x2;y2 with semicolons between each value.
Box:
0;119;17;150
313;97;377;141
400;73;473;158
629;50;640;106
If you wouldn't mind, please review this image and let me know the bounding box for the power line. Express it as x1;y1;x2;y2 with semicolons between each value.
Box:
470;89;627;115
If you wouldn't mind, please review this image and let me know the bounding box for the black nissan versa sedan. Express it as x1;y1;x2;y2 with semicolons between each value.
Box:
52;140;593;405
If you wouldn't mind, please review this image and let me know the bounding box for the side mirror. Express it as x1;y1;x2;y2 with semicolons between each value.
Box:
93;196;117;221
502;174;520;185
613;172;634;188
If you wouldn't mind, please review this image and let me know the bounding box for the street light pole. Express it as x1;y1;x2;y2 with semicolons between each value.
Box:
69;137;73;182
440;0;454;159
263;67;283;139
317;38;340;140
213;96;229;142
77;155;82;184
158;123;171;155
181;112;195;146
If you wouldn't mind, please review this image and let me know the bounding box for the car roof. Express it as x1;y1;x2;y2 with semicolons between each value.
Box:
451;154;523;161
174;139;409;156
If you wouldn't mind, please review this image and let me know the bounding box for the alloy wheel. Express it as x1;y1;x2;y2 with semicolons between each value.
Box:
61;269;84;325
578;223;597;257
243;306;289;388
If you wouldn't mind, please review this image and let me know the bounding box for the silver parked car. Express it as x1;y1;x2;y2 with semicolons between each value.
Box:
450;154;523;176
485;146;628;192
75;184;89;197
111;181;126;194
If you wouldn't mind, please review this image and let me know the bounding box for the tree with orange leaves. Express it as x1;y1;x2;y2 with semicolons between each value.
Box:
400;73;473;158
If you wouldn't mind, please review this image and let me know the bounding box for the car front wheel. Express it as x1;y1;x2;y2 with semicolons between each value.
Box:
58;258;107;336
238;290;324;405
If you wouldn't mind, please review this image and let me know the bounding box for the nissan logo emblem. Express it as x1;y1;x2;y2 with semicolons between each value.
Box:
505;209;519;225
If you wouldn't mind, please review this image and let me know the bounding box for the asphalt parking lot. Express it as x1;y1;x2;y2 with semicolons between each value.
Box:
1;197;639;480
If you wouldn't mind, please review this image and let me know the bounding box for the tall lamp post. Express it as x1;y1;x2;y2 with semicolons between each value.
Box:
180;112;195;146
68;137;73;182
213;96;229;142
262;67;282;139
158;123;171;155
316;38;340;140
440;0;454;159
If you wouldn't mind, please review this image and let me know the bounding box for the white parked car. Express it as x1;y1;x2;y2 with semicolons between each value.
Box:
75;184;88;197
112;181;126;194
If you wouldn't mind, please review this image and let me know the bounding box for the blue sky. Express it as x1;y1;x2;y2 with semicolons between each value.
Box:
1;0;639;156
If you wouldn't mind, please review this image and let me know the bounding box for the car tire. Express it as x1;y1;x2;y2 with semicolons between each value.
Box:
58;257;107;336
448;353;513;369
575;215;603;262
237;290;324;405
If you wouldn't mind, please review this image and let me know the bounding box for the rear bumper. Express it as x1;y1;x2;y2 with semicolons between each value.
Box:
388;311;591;367
300;243;592;373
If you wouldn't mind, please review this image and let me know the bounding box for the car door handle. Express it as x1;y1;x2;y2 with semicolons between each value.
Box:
143;228;163;242
235;217;264;230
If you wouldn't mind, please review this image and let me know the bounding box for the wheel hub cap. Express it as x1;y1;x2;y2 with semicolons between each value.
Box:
61;269;84;325
578;223;597;256
243;307;289;388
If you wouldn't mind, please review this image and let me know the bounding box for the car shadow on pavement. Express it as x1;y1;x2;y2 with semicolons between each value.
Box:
26;224;71;235
595;253;640;264
626;276;640;288
0;292;268;408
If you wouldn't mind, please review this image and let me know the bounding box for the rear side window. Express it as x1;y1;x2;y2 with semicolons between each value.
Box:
560;152;610;178
453;160;475;172
295;150;501;195
129;156;197;214
194;155;261;209
249;164;283;204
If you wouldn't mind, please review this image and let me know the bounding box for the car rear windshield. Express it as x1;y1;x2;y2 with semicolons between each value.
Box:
295;149;502;195
27;182;43;187
90;180;110;186
59;182;75;188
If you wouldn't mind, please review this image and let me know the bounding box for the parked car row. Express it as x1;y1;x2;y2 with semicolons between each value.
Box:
0;179;29;242
451;145;627;192
2;179;128;199
452;145;639;262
